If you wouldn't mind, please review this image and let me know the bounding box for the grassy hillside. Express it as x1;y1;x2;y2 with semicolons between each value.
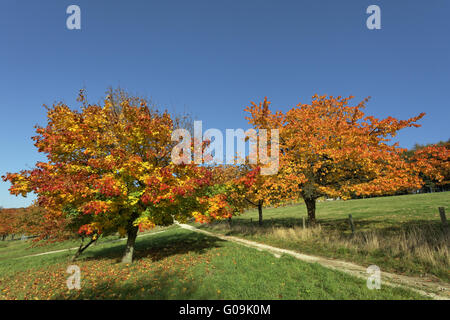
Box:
195;192;450;281
0;226;168;261
0;227;426;300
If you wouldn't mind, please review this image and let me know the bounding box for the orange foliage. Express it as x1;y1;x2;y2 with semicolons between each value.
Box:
245;94;426;221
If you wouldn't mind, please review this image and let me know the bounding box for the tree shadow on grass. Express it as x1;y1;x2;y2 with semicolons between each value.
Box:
203;216;447;242
53;267;211;300
81;230;226;264
53;231;225;299
316;217;445;233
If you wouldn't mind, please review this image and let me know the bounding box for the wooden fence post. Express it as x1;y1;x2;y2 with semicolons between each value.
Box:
439;207;448;232
348;214;355;235
302;217;306;229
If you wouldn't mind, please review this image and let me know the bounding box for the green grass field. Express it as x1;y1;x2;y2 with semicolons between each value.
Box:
0;227;426;300
195;192;450;281
0;226;168;261
0;192;447;300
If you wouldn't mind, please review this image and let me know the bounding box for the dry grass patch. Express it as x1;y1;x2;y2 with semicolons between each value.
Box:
204;221;449;280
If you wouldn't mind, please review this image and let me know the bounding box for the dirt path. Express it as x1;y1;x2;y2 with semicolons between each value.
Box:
13;224;449;299
178;223;450;300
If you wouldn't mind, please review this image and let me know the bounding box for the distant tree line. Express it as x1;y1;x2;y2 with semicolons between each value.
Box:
0;205;69;242
404;139;450;193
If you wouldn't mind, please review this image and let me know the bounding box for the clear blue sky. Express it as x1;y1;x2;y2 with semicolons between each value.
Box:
1;0;449;208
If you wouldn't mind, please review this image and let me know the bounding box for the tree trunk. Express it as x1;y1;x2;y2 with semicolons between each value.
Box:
258;202;263;226
121;225;139;264
304;197;316;224
71;238;96;262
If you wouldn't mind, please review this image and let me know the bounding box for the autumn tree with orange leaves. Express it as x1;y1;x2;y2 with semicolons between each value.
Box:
0;208;17;241
245;95;426;223
226;164;293;226
235;98;295;225
190;165;261;225
14;205;72;243
2;90;230;263
409;141;450;192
